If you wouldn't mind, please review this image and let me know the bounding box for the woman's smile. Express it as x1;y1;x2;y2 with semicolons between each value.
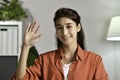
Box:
62;35;71;41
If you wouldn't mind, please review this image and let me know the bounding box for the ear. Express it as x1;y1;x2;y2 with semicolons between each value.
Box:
77;24;81;32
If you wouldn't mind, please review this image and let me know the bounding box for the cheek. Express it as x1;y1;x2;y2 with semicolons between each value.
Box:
56;30;59;35
56;30;62;35
70;29;76;33
71;30;78;37
56;31;61;38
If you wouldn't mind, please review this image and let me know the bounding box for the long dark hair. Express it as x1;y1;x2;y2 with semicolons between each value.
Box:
53;8;85;50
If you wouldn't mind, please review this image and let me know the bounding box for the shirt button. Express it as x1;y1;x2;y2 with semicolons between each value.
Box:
69;68;72;71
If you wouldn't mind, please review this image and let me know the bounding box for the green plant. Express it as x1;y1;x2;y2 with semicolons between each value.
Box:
0;0;27;21
27;46;39;67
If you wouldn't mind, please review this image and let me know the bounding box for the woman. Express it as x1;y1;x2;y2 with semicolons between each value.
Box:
14;8;108;80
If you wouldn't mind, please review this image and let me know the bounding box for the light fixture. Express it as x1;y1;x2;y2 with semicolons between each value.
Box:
107;16;120;41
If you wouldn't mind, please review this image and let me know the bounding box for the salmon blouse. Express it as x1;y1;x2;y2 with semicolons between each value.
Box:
13;45;108;80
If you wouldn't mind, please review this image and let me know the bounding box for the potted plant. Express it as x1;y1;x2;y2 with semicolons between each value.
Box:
0;0;38;66
0;0;27;21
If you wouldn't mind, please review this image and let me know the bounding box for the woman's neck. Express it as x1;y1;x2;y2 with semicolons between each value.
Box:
62;42;78;54
61;43;78;64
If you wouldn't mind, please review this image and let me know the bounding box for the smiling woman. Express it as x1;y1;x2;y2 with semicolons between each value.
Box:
54;8;85;50
55;17;81;48
12;7;108;80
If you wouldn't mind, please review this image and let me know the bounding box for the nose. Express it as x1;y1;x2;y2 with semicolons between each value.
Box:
63;27;68;35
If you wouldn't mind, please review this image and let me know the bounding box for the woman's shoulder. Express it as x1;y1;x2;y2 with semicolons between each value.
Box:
83;50;102;61
78;45;102;60
87;50;101;57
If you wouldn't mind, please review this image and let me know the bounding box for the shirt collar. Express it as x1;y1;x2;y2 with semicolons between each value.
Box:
76;45;84;61
55;45;85;61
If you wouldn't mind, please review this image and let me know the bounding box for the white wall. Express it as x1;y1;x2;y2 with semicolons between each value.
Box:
21;0;120;80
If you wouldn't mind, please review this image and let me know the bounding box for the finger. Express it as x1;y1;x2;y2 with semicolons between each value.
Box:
26;23;30;32
28;21;36;32
37;34;42;38
32;34;42;40
30;34;42;45
34;34;42;40
34;34;42;42
35;25;40;34
30;21;36;32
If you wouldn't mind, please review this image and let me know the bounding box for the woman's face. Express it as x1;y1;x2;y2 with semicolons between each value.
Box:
55;17;81;46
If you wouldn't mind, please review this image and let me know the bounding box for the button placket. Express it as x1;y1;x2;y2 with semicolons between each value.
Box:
67;62;74;80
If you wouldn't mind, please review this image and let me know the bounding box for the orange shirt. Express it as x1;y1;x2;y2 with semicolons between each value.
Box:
15;45;108;80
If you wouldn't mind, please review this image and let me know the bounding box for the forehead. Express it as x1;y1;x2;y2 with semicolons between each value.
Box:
55;17;75;25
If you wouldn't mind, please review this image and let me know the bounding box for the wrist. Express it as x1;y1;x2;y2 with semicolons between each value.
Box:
22;44;31;49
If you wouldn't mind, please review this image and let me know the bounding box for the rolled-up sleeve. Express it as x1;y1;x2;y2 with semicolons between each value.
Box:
94;56;108;80
12;55;42;80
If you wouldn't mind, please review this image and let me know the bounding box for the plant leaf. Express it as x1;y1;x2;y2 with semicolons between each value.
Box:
3;0;10;3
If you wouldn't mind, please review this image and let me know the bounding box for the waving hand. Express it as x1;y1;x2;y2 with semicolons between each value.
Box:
23;21;42;47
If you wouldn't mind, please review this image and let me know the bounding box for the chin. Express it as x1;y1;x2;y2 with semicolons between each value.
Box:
62;41;71;46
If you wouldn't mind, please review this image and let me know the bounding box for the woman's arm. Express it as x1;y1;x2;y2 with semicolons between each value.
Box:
15;21;41;80
94;56;108;80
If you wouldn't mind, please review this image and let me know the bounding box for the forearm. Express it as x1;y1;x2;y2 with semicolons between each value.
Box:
15;45;30;80
15;21;41;80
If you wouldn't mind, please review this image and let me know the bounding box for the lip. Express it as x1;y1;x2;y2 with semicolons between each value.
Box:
62;36;71;41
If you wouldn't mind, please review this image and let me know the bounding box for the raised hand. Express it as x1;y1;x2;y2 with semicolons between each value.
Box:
23;21;42;47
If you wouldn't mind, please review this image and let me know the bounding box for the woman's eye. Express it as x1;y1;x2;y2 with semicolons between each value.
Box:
66;26;72;29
